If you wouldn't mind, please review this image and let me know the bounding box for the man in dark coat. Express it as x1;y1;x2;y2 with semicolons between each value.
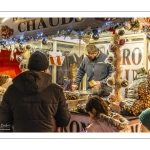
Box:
0;51;71;132
72;44;113;96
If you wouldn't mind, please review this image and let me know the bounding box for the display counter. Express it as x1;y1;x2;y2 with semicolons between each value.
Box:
59;111;141;133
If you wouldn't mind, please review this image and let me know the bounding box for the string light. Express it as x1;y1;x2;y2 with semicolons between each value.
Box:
0;17;150;48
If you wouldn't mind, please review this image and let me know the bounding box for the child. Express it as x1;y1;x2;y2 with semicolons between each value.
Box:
139;108;150;132
85;96;129;132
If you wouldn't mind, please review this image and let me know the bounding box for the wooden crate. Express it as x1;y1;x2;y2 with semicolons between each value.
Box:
66;99;86;111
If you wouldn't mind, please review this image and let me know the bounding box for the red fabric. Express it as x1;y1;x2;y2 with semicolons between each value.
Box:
0;49;22;78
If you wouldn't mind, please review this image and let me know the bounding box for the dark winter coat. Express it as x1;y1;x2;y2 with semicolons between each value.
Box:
73;50;113;96
0;71;71;132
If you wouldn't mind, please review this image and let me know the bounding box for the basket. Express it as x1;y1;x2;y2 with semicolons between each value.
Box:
66;99;86;111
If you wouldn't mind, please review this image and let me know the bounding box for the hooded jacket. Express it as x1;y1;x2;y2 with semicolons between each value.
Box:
86;119;119;132
86;113;129;132
0;70;71;132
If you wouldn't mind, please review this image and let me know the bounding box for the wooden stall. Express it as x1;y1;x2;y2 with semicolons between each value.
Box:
1;17;150;132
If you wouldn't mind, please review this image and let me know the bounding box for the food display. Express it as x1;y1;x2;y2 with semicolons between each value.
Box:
120;67;150;116
64;91;86;111
1;25;14;39
64;91;79;100
120;98;137;115
76;103;87;114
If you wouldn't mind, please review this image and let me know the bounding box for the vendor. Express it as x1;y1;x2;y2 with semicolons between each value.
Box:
71;44;113;97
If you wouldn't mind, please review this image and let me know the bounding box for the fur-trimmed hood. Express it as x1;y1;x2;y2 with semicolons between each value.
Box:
99;112;129;131
86;112;129;132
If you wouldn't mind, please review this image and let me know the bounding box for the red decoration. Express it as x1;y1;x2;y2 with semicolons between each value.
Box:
49;56;55;65
144;18;150;23
108;28;116;34
1;26;14;39
56;56;61;65
119;38;126;46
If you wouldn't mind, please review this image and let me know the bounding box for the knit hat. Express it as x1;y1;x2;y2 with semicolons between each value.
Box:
86;44;98;54
139;108;150;131
28;51;49;71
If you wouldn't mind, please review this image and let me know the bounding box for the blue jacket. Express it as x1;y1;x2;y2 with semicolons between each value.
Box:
74;50;113;95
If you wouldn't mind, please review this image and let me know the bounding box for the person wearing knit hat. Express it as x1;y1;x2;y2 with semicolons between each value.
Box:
139;108;150;132
0;50;70;132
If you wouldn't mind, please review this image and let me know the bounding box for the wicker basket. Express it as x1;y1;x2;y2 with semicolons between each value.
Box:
66;99;86;111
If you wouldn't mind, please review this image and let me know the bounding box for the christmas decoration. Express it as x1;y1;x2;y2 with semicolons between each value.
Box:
42;37;48;45
109;44;118;52
124;22;131;30
121;79;129;87
25;44;32;50
130;19;142;32
118;30;125;36
107;29;128;107
16;54;23;62
1;26;14;39
1;17;150;62
144;18;150;23
119;38;126;46
82;33;91;44
107;77;115;87
120;68;150;116
92;29;100;40
147;32;150;40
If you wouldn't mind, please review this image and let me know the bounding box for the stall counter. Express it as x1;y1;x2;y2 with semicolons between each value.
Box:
59;111;141;132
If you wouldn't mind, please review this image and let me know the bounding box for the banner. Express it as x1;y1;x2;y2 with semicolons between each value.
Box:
0;18;130;39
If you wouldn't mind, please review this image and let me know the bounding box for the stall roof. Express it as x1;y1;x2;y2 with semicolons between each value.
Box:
0;17;149;48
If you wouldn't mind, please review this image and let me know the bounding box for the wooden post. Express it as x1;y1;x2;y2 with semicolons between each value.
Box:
143;34;148;72
82;48;87;91
52;41;57;83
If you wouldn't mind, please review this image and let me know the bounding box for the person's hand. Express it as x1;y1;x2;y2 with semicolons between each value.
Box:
94;81;101;88
71;84;78;91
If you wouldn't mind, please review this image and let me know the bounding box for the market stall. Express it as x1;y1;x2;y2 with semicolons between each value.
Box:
0;17;150;132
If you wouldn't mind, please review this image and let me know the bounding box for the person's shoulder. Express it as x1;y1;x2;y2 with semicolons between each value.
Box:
49;83;63;90
100;51;108;57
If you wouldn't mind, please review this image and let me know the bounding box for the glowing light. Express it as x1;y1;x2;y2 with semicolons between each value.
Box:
1;17;10;23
